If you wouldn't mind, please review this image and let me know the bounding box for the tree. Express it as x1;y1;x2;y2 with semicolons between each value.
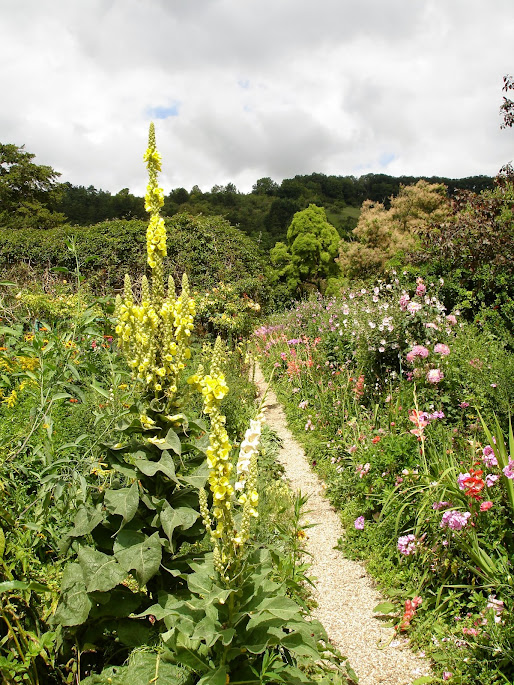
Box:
270;204;340;292
0;143;66;229
252;177;278;196
337;180;450;278
500;74;514;129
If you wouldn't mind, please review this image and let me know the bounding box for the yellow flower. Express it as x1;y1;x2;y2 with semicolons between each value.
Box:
3;390;17;408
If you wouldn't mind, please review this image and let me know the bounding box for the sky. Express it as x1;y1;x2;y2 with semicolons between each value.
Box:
2;0;514;196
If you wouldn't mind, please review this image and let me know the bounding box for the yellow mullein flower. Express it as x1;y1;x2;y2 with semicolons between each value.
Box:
113;124;195;403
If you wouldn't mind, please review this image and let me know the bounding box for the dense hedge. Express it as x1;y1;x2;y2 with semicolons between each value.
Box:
0;213;274;298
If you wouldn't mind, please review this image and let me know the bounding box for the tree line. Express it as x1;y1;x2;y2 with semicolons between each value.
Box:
1;141;494;250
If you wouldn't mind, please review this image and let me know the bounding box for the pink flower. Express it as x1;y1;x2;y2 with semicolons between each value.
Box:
354;516;365;530
426;368;444;384
298;400;308;409
440;510;471;530
446;314;457;325
416;281;426;296
458;472;471;490
399;293;410;310
433;501;451;510
397;534;417;555
356;463;370;478
503;458;514;480
406;345;429;363
480;501;493;511
434;343;450;356
459;401;470;408
482;445;498;467
462;626;480;636
442;672;453;681
486;474;499;487
407;301;423;315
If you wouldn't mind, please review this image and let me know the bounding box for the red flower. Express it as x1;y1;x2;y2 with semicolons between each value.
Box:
463;469;485;500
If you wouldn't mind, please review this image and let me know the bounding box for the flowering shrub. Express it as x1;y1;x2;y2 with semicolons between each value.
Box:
194;281;262;339
255;274;514;683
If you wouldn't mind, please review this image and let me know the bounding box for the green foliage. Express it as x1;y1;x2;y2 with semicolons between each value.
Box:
0;213;275;302
0;143;66;230
50;170;493;253
54;183;146;225
414;170;514;331
52;402;209;669
81;649;194;685
143;548;339;685
271;204;340;293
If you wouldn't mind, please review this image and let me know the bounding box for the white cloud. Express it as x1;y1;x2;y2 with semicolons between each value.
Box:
1;0;513;194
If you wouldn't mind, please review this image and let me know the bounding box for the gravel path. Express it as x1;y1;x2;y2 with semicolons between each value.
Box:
254;363;431;685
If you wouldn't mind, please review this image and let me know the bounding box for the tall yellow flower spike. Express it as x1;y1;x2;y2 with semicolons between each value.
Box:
115;123;195;398
191;338;262;578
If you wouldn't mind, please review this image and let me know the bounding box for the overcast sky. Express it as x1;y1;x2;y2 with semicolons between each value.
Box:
2;0;513;195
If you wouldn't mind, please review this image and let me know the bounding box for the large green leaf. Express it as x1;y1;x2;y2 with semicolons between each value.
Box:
115;619;152;647
104;482;139;524
114;531;162;586
135;451;179;482
150;428;181;454
69;506;104;538
197;666;227;685
78;547;127;593
52;563;93;626
81;650;194;685
191;614;220;649
160;504;200;549
181;462;209;488
89;586;143;619
246;594;303;630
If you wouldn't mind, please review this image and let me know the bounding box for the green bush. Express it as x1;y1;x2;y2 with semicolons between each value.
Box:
0;213;275;304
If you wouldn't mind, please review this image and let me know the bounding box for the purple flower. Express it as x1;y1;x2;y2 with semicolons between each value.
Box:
397;534;418;555
354;516;365;530
503;458;514;480
482;445;498;468
440;510;471;531
429;410;445;420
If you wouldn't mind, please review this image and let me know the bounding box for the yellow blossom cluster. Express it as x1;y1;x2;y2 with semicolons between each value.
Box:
188;338;233;544
114;123;195;398
16;356;39;372
144;124;166;272
194;339;264;576
115;272;195;395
